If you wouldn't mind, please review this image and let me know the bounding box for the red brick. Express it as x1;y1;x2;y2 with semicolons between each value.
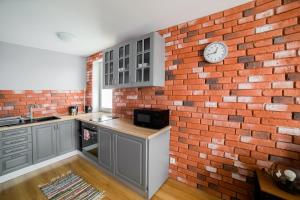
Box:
255;9;274;19
239;156;256;164
264;57;300;67
251;151;269;160
248;44;284;55
274;50;297;59
284;24;300;35
276;142;300;152
272;134;293;143
245;29;282;42
268;8;300;23
233;19;265;32
276;0;300;14
257;146;299;159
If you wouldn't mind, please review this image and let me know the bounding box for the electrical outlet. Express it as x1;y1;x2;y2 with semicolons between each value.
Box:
170;157;176;164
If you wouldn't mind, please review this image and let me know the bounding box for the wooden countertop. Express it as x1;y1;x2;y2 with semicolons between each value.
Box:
256;169;300;200
0;112;171;139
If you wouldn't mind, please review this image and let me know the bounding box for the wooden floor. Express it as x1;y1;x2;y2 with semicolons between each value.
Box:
0;155;218;200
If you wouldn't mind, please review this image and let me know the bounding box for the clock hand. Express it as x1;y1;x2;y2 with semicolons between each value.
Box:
214;47;219;54
207;47;219;56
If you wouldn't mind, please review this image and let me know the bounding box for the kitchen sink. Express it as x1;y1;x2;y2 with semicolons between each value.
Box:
23;116;61;123
0;116;61;127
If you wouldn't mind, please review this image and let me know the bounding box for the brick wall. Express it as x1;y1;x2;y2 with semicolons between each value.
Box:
112;0;300;199
0;90;84;118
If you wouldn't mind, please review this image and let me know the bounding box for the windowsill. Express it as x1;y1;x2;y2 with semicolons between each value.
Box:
99;108;112;113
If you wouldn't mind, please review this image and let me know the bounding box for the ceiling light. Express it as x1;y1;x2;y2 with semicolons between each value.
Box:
56;32;76;42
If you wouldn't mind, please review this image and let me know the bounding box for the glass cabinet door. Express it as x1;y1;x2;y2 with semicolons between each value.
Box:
136;37;151;83
104;50;114;86
118;44;130;85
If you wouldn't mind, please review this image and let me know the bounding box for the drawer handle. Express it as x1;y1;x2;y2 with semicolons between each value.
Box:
4;138;27;145
10;152;26;159
5;146;27;154
4;130;27;137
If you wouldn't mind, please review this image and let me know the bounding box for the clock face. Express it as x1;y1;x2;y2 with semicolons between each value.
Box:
204;42;228;63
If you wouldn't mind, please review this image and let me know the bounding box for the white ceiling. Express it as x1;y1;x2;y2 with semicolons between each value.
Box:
0;0;251;57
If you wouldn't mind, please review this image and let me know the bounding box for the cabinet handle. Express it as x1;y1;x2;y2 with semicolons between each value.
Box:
10;152;26;159
3;130;27;137
5;146;27;154
4;138;26;145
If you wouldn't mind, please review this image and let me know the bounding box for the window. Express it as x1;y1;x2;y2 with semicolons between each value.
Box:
98;61;113;112
100;88;112;111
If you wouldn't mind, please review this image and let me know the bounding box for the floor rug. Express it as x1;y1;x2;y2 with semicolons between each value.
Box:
39;171;105;200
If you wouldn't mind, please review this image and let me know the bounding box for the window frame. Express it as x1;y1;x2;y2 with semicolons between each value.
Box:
96;59;113;113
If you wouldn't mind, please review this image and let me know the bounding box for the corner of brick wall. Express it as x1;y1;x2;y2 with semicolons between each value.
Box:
111;0;300;199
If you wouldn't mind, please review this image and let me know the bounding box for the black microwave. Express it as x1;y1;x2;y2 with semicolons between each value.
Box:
134;108;169;129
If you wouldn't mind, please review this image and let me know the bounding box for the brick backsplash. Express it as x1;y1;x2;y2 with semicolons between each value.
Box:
0;90;84;117
107;0;300;199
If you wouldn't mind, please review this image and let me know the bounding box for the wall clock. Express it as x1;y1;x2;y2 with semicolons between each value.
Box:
203;42;228;63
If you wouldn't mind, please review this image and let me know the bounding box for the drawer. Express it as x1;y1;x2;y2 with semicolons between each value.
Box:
0;142;32;158
0;128;31;139
0;150;32;175
0;134;32;149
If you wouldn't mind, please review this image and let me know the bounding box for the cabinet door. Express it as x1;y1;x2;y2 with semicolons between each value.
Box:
133;33;153;87
115;133;146;190
98;128;113;172
116;42;132;87
57;120;75;155
103;49;116;88
32;124;57;164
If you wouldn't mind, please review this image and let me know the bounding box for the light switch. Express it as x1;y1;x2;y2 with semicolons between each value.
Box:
170;157;176;164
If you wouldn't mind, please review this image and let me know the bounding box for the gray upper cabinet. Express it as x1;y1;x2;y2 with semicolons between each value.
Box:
115;133;146;190
56;120;75;155
32;123;57;164
132;32;165;87
116;42;132;88
103;47;116;89
102;32;165;89
98;128;113;173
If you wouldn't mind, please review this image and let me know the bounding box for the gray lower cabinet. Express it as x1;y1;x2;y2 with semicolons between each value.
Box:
0;120;76;176
0;127;32;175
32;123;57;164
57;121;75;155
115;133;146;190
98;128;113;172
88;125;169;199
33;120;76;164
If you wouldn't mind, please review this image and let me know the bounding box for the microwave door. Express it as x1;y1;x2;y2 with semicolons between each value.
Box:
137;113;151;124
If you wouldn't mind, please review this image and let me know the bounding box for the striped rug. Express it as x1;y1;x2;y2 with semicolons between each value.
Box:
39;172;105;200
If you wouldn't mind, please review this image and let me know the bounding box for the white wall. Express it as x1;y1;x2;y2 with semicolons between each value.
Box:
0;41;86;90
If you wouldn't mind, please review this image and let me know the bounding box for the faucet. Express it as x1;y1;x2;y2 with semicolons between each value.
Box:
28;104;38;121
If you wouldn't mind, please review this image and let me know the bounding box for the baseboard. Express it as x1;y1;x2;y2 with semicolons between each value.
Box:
0;150;79;184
